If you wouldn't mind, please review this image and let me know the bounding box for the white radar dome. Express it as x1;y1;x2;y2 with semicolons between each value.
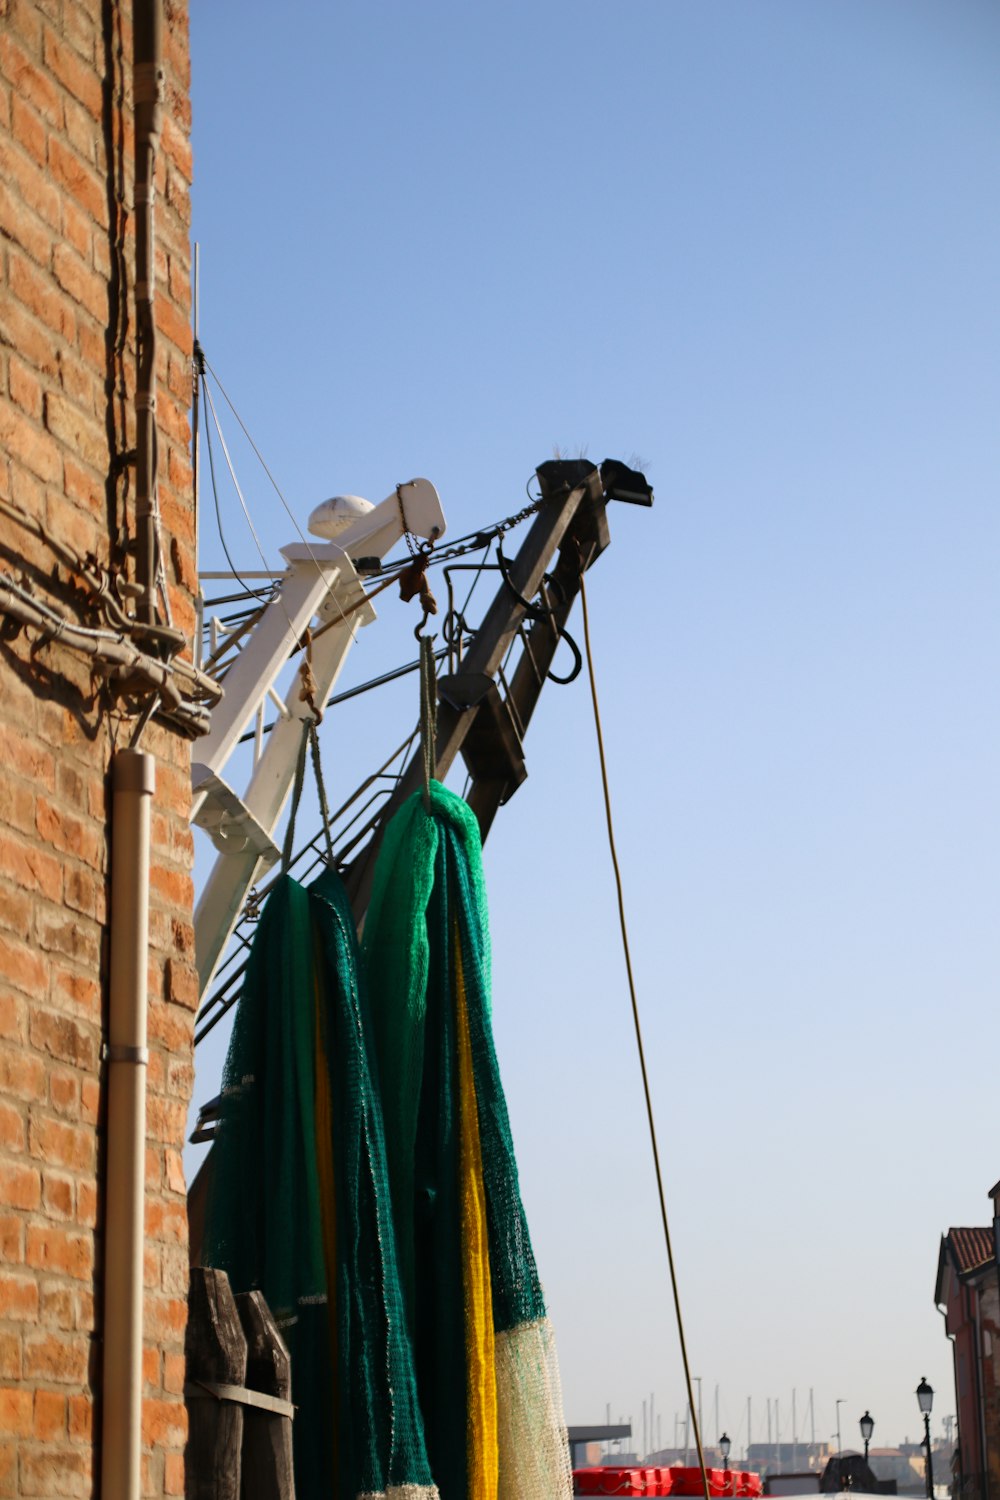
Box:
307;493;375;540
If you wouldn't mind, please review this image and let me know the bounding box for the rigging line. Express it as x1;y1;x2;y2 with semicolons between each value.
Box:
578;568;712;1500
201;358;354;638
235;644;450;745
200;374;273;603
203;375;325;690
202;377;277;579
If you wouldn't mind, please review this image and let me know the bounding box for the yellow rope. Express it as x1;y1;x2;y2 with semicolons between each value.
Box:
455;927;499;1496
579;568;711;1500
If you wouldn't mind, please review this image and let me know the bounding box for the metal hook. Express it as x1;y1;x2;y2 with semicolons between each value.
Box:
413;604;437;642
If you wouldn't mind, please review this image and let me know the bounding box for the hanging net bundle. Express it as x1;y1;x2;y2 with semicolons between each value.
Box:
364;780;573;1500
203;868;438;1500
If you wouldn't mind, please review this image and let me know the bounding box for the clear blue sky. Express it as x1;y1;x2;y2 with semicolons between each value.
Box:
186;1;1000;1454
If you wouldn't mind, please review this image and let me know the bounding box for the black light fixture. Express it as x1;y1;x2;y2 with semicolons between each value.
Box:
916;1379;934;1499
859;1411;874;1463
719;1432;733;1497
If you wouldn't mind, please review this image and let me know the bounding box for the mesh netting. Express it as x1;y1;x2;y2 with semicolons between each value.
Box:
365;781;572;1499
203;870;437;1500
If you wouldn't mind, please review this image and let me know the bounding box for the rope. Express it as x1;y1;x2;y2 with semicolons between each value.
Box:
578;568;711;1500
308;721;334;864
297;627;320;721
419;635;437;809
281;725;311;874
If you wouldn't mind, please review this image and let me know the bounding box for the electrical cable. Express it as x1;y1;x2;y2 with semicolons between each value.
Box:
578;568;712;1500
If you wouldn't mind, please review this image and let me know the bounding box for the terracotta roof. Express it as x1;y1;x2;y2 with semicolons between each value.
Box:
947;1227;994;1275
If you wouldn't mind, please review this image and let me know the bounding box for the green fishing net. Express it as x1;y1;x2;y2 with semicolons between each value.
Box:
203;869;436;1500
364;780;572;1499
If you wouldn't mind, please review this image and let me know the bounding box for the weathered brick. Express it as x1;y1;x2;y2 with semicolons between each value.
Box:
0;832;62;902
164;1451;185;1496
0;34;62;126
53;242;105;322
33;1387;67;1441
0;403;61;485
0;292;61;377
22;1330;88;1385
42;390;107;474
0;1335;22;1382
0;1274;39;1323
0;178;53;264
0;1215;24;1262
7;356;44;421
141;1397;186;1449
47;1070;80;1121
67;1393;91;1443
42;27;102;116
0;131;60;229
25;1225;93;1281
37;1282;73;1330
146;1095;186;1146
60;197;90;260
164;1149;185;1196
144;1197;186;1246
0;1387;33;1437
0;1103;26;1152
19;1444;90;1497
34;798;101;867
35;909;101;969
28;1114;95;1174
0;887;32;943
162;1351;185;1397
10;92;46;168
79;1078;99;1126
0;1046;46;1105
72;1287;93;1334
29;1010;98;1071
61;94;98;164
47;133;105;225
0;932;47;998
41;1172;74;1222
50;968;100;1021
164;957;197;1011
9;247;75;343
75;1181;96;1230
0;1160;41;1214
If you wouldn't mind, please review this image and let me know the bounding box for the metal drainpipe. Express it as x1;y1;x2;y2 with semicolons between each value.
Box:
101;750;155;1500
134;0;164;628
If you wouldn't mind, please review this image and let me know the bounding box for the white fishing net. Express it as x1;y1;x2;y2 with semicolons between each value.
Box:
495;1316;574;1500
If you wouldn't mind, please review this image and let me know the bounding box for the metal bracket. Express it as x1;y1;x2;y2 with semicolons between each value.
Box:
102;1044;149;1066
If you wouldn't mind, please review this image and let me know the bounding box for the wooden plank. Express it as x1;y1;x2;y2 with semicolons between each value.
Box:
186;1267;247;1500
235;1291;295;1500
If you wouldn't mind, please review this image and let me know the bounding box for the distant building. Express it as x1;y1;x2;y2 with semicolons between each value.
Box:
935;1207;1000;1500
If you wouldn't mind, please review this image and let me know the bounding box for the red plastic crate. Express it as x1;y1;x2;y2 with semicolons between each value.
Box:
665;1470;763;1499
574;1467;673;1496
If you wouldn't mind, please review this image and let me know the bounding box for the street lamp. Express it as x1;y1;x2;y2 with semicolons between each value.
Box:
916;1378;934;1499
720;1434;732;1497
859;1411;874;1465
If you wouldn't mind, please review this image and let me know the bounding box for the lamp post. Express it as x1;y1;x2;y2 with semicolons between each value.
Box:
917;1378;934;1499
720;1433;732;1497
859;1411;874;1465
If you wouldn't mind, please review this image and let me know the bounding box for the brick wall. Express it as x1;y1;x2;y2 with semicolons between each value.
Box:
0;1;197;1494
